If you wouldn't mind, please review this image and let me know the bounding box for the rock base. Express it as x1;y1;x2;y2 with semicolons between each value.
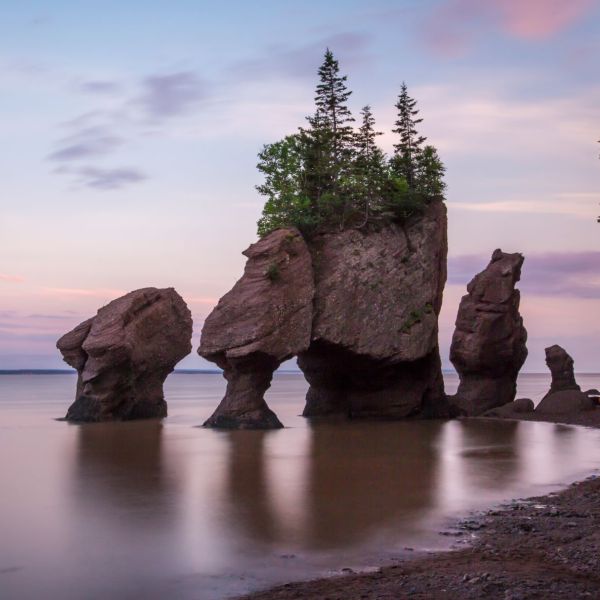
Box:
299;344;448;419
203;356;284;429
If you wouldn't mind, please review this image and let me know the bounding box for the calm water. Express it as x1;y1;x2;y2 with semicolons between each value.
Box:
1;372;600;599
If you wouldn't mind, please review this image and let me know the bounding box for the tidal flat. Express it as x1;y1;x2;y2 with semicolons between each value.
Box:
1;371;600;599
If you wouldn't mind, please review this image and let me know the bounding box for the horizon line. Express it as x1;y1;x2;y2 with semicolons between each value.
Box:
0;369;596;376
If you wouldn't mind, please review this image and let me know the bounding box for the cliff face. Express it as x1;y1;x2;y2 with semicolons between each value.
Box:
57;287;192;421
199;199;449;428
198;228;314;428
299;199;448;419
449;249;528;416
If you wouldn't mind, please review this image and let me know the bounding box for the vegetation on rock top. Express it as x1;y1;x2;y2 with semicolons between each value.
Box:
256;49;446;238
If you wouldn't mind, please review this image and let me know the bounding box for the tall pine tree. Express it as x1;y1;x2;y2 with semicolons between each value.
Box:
353;105;386;224
313;48;354;169
301;48;354;223
391;82;426;188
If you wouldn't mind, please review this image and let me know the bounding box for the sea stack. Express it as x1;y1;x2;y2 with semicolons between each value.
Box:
536;345;595;415
544;344;580;394
199;199;449;428
198;228;314;429
449;249;528;416
57;287;192;421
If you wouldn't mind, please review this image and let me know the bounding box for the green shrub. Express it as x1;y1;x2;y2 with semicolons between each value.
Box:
265;263;281;282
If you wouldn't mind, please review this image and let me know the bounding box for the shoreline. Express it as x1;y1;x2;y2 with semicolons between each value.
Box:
241;412;600;599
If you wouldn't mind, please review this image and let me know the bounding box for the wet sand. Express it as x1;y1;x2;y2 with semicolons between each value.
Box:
242;412;600;599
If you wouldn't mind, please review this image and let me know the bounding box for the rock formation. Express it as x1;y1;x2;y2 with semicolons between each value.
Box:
483;398;534;418
544;345;580;394
198;228;314;428
536;345;595;415
536;390;595;415
199;199;449;428
57;287;192;421
449;249;528;416
298;199;448;419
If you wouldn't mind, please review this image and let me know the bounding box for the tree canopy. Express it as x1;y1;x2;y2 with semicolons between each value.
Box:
256;49;446;238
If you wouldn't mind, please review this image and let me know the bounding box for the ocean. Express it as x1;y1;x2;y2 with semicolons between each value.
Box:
1;371;599;599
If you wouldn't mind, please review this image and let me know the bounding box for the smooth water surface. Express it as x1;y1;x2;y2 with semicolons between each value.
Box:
1;372;599;599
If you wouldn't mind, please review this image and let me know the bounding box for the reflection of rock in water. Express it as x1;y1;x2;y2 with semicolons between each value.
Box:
304;420;443;549
455;419;520;488
73;421;177;526
223;431;280;544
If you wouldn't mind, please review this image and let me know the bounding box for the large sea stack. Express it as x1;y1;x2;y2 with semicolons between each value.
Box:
198;228;314;428
199;198;449;428
298;199;448;419
57;287;192;421
449;249;528;416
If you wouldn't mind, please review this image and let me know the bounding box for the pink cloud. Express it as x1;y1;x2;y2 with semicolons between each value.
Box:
501;0;594;39
0;273;25;283
186;296;218;305
422;0;594;56
41;287;126;298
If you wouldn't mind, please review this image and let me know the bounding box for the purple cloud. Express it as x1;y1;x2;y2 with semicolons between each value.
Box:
79;80;121;95
48;126;123;162
56;165;147;190
138;71;206;118
449;251;600;299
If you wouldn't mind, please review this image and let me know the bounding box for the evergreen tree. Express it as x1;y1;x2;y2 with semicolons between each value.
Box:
415;145;446;199
391;82;426;188
300;48;355;225
255;51;446;238
353;105;386;224
312;48;355;172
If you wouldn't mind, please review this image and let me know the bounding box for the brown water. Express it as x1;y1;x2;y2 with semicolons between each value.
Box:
1;372;600;599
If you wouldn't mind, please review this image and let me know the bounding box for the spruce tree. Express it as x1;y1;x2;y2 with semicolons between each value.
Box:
415;145;446;199
391;82;426;188
301;49;354;224
313;48;354;168
354;105;386;224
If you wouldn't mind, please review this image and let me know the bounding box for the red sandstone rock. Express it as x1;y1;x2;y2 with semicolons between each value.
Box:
198;228;314;428
483;398;534;418
536;390;595;414
449;249;528;416
199;201;449;428
299;199;448;419
544;345;580;394
535;345;594;415
57;287;192;421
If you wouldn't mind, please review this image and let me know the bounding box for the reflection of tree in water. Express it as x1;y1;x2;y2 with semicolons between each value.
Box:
73;421;177;527
223;430;281;544
455;419;521;490
304;420;443;549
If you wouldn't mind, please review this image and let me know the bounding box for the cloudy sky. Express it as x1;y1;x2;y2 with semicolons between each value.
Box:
1;0;599;371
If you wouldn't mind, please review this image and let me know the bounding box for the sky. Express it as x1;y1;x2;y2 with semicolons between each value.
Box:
1;0;599;372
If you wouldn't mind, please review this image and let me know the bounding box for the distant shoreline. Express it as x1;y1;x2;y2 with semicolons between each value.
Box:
1;369;598;376
0;368;221;375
